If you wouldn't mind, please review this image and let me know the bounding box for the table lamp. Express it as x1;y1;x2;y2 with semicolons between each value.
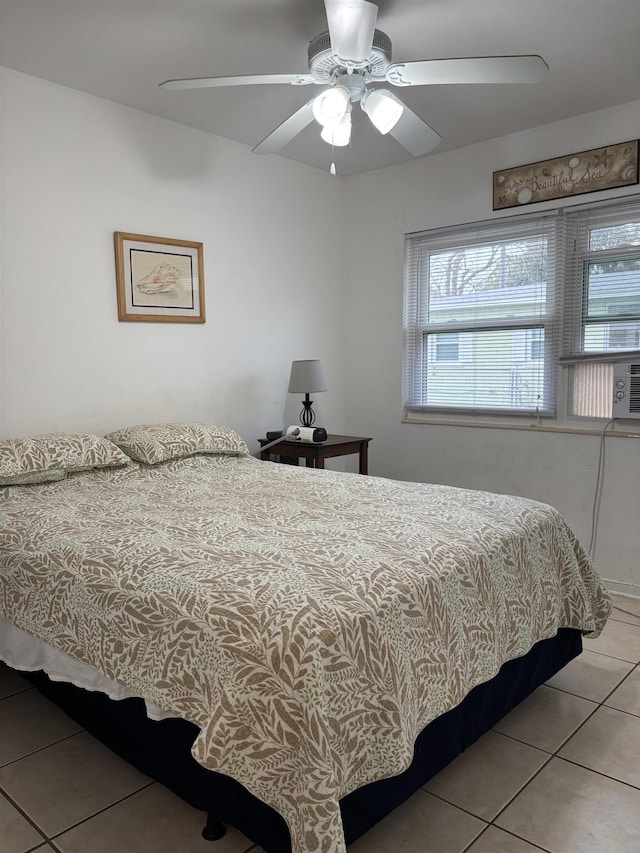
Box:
288;359;327;427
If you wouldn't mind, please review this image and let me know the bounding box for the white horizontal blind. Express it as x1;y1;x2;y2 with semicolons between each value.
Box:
404;212;561;416
562;198;640;362
561;198;640;420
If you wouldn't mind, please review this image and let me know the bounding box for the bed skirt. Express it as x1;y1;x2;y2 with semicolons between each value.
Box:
24;628;582;851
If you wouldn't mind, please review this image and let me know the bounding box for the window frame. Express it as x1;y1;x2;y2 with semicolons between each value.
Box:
563;199;640;365
433;332;461;363
403;213;561;418
403;195;640;429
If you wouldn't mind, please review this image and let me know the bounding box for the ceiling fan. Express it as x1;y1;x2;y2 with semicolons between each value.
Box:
160;0;548;165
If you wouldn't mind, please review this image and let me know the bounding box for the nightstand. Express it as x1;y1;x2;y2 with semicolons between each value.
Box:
258;434;372;474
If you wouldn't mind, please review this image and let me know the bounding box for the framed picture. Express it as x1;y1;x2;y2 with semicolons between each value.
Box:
114;232;205;323
493;140;639;210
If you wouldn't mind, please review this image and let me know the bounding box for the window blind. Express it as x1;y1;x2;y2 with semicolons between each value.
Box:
561;197;640;364
404;212;563;416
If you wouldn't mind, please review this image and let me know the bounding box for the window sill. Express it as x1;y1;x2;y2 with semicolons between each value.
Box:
402;414;640;438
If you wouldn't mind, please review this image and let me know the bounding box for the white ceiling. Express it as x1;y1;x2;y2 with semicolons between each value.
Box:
1;0;639;177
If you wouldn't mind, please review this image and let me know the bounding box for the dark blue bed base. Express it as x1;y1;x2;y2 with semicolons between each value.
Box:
24;628;582;852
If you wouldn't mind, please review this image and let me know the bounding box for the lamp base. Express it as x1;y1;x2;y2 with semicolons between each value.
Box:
300;393;316;427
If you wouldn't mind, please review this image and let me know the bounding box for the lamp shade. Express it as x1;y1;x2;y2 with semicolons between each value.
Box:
361;89;404;134
312;87;350;127
288;359;328;393
321;108;352;146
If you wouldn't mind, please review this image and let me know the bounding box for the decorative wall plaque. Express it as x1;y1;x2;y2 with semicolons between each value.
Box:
493;140;639;210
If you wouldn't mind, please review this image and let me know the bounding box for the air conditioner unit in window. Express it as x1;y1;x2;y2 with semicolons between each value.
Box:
612;361;640;419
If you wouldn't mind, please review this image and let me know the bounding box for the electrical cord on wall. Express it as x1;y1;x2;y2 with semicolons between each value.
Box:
587;417;640;595
588;418;615;557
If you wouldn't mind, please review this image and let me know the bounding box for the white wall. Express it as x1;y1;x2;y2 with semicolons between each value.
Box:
0;68;346;451
344;101;640;593
2;66;639;591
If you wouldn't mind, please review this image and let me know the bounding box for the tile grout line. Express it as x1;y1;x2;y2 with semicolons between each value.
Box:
552;753;640;794
425;622;640;852
0;714;157;851
611;602;640;618
0;786;49;849
428;746;555;851
0;728;84;772
420;639;639;852
486;652;638;843
582;644;640;666
460;822;552;853
0;686;32;702
443;625;640;852
0;770;156;849
544;664;639;716
46;779;157;843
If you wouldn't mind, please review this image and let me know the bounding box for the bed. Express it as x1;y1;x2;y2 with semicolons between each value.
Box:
0;424;611;853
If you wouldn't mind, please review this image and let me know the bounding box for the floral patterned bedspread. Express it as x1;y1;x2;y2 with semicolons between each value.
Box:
0;455;610;853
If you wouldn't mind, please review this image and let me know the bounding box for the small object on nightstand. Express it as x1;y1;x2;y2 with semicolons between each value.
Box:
266;430;283;441
286;426;327;442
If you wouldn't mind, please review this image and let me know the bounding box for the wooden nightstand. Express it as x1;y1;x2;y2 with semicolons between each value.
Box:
258;434;372;474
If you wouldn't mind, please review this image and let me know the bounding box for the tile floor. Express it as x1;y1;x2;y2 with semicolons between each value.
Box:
0;594;639;853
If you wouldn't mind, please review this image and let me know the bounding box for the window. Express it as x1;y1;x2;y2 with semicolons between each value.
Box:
530;328;544;361
403;214;560;416
563;199;640;418
404;196;640;423
434;333;460;362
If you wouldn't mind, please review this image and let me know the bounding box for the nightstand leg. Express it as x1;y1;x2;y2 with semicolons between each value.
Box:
359;444;368;475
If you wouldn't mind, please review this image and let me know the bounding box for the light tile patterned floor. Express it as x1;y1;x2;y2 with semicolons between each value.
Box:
0;594;638;853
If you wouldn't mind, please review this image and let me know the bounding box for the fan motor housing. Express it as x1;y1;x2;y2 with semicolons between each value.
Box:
308;29;392;81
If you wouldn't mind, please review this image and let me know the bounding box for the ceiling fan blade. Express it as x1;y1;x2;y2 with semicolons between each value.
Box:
324;0;377;64
385;95;442;157
386;55;549;87
252;100;316;155
160;73;316;91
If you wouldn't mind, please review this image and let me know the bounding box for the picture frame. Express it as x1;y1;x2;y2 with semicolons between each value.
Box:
493;140;639;210
114;232;205;323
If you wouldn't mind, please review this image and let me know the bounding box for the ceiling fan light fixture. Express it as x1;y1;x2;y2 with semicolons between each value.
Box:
312;86;350;127
161;0;549;164
320;107;352;146
361;89;404;134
